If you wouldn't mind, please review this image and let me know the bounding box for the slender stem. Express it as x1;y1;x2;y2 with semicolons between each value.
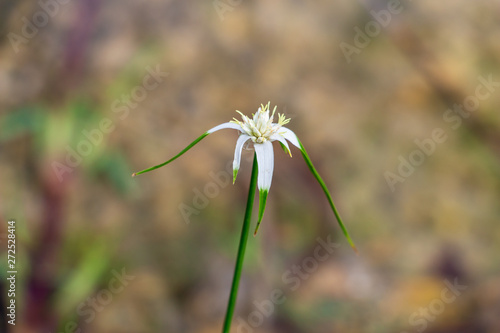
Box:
222;153;258;333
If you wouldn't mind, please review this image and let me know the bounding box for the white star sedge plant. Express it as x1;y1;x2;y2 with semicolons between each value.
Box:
132;102;357;332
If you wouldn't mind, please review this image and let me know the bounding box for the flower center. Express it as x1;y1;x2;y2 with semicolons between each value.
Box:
231;102;290;143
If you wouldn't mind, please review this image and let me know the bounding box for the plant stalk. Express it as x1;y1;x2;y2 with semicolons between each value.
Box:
222;153;258;332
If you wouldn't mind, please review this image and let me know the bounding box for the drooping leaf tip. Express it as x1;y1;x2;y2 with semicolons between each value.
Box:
253;223;261;236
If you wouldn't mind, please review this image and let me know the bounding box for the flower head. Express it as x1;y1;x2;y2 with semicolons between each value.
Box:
132;102;356;252
231;102;290;144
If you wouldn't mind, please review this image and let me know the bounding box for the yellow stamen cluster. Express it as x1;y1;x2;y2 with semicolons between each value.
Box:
231;102;291;143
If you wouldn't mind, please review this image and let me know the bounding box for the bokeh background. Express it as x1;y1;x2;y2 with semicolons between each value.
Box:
1;0;499;332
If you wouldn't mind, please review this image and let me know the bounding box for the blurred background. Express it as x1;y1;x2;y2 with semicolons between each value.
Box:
1;0;499;332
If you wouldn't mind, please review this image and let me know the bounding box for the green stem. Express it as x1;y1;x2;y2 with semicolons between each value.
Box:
222;153;258;333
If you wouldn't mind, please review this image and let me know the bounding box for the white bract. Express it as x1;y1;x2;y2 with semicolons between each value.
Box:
206;102;300;234
133;102;356;250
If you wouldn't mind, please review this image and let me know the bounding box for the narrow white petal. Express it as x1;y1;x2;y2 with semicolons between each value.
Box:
254;141;274;191
207;122;243;134
279;127;301;149
269;133;292;156
232;134;251;183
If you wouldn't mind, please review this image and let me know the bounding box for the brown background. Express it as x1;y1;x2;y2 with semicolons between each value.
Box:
0;0;499;332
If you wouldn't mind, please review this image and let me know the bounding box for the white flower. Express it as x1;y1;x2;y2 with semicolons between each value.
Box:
133;102;356;250
206;102;300;234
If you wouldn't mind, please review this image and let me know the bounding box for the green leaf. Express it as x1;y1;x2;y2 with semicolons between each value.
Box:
278;141;291;156
254;189;268;236
233;168;239;184
132;132;209;176
298;138;357;253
